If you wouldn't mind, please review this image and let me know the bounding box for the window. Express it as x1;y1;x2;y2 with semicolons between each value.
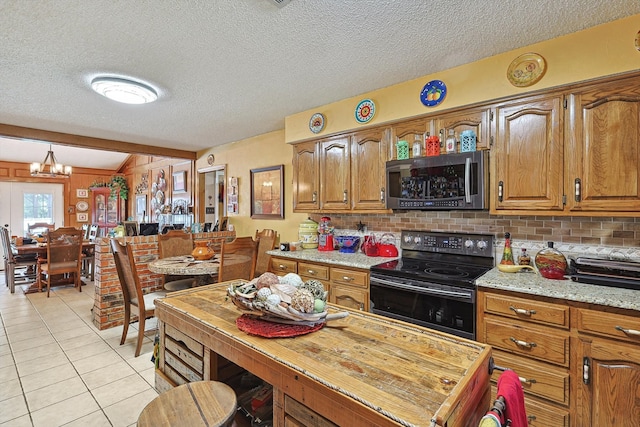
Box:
23;192;54;230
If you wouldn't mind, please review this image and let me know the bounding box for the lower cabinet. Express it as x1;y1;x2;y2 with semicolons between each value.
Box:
271;256;370;311
574;308;640;426
479;288;640;427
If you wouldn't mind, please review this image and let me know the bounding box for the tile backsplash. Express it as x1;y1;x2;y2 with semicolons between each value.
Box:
324;211;640;263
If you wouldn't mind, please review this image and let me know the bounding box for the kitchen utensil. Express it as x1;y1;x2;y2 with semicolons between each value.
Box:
378;233;399;257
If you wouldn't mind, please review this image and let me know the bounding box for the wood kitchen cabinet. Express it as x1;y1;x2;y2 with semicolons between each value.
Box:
565;75;640;214
293;128;389;213
574;308;640;426
491;73;640;216
477;289;570;426
292;141;320;211
490;94;565;213
434;107;492;152
319;135;351;211
271;256;369;311
391;118;431;157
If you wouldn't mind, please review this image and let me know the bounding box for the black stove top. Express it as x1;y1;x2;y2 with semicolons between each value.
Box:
370;230;495;287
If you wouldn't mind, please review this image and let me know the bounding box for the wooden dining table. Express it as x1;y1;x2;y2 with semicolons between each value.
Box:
148;253;251;287
11;241;96;294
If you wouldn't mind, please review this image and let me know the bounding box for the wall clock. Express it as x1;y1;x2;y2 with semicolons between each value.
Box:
355;99;375;123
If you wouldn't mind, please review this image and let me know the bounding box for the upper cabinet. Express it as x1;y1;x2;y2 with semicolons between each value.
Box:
350;129;388;210
434;107;492;152
292;141;320;211
565;76;640;214
491;94;565;213
491;73;640;216
293;128;389;213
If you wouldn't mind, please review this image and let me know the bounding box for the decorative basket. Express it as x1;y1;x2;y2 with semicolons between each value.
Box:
396;140;409;160
227;280;347;327
426;134;441;156
460;130;477;152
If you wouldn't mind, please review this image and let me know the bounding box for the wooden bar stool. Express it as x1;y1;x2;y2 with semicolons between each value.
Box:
137;381;236;427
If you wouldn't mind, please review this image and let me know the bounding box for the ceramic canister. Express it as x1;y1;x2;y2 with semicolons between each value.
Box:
298;218;319;249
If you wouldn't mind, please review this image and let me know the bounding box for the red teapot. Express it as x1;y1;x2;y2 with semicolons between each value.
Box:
378;233;399;257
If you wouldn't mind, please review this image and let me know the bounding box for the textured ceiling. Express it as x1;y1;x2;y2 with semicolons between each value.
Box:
0;0;639;169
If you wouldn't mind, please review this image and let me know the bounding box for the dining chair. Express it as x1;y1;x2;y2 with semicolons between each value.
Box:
82;224;99;281
110;238;167;357
28;222;55;236
254;229;279;276
38;227;84;297
218;236;258;282
1;226;38;293
157;229;196;291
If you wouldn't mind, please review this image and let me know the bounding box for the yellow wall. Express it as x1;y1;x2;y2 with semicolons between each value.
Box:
198;14;640;244
197;130;309;242
285;14;640;143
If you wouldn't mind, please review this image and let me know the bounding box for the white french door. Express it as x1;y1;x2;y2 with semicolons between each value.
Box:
0;182;64;238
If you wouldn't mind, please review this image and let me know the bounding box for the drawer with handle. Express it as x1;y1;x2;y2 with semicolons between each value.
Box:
483;317;569;366
270;258;297;274
482;292;569;328
576;307;640;343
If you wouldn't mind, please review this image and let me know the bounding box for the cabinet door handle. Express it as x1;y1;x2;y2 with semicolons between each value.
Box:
509;306;536;316
498;181;504;202
510;337;536;348
343;190;348;203
615;325;640;336
312;191;317;203
380;188;385;202
519;377;537;385
277;264;288;270
575;178;581;202
306;269;317;276
341;276;354;282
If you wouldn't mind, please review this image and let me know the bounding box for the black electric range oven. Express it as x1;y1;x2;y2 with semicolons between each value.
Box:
370;230;494;340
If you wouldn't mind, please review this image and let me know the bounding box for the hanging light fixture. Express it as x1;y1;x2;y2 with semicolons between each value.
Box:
91;77;158;104
30;145;72;178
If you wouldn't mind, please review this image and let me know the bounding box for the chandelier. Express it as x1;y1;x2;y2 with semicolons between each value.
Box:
30;145;72;178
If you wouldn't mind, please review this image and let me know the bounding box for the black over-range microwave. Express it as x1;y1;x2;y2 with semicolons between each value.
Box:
385;150;489;210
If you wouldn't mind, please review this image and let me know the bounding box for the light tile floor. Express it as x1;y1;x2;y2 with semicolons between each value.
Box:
0;275;159;427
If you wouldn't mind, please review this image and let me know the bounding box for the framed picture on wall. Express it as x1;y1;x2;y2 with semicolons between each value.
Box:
123;221;138;236
76;213;88;222
172;171;186;192
76;189;89;198
250;165;284;219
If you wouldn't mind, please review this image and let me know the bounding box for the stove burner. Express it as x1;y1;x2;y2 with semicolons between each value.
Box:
425;268;469;278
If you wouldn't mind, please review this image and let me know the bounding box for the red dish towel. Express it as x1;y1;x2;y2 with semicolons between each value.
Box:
496;370;528;427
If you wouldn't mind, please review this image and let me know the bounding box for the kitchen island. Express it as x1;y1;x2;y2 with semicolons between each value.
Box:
154;281;492;427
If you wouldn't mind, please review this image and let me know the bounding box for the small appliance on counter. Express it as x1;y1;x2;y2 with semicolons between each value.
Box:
570;256;640;290
317;216;334;251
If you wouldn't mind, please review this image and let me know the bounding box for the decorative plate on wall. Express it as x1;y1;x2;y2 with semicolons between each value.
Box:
507;53;547;87
76;201;89;212
355;99;376;123
420;80;447;107
207;154;215;165
309;113;326;134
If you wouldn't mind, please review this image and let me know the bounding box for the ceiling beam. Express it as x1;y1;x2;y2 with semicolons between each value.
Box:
0;123;197;160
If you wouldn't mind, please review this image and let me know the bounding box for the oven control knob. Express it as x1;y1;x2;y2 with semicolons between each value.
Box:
477;240;488;251
404;235;413;243
464;239;474;249
414;236;421;245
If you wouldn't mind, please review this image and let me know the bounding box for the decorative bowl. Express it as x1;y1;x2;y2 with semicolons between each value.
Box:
334;236;360;253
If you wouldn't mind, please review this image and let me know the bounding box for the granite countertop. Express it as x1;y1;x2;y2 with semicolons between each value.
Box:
267;249;397;269
478;268;640;312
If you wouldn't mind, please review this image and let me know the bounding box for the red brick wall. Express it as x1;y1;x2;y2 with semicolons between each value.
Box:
92;231;236;330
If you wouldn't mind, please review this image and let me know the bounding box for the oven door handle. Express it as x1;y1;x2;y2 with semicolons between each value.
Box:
465;156;471;204
370;277;473;299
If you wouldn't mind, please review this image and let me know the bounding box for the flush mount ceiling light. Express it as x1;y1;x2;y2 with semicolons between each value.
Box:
91;77;158;104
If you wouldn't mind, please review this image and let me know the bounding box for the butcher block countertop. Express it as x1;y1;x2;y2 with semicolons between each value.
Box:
154;282;492;427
